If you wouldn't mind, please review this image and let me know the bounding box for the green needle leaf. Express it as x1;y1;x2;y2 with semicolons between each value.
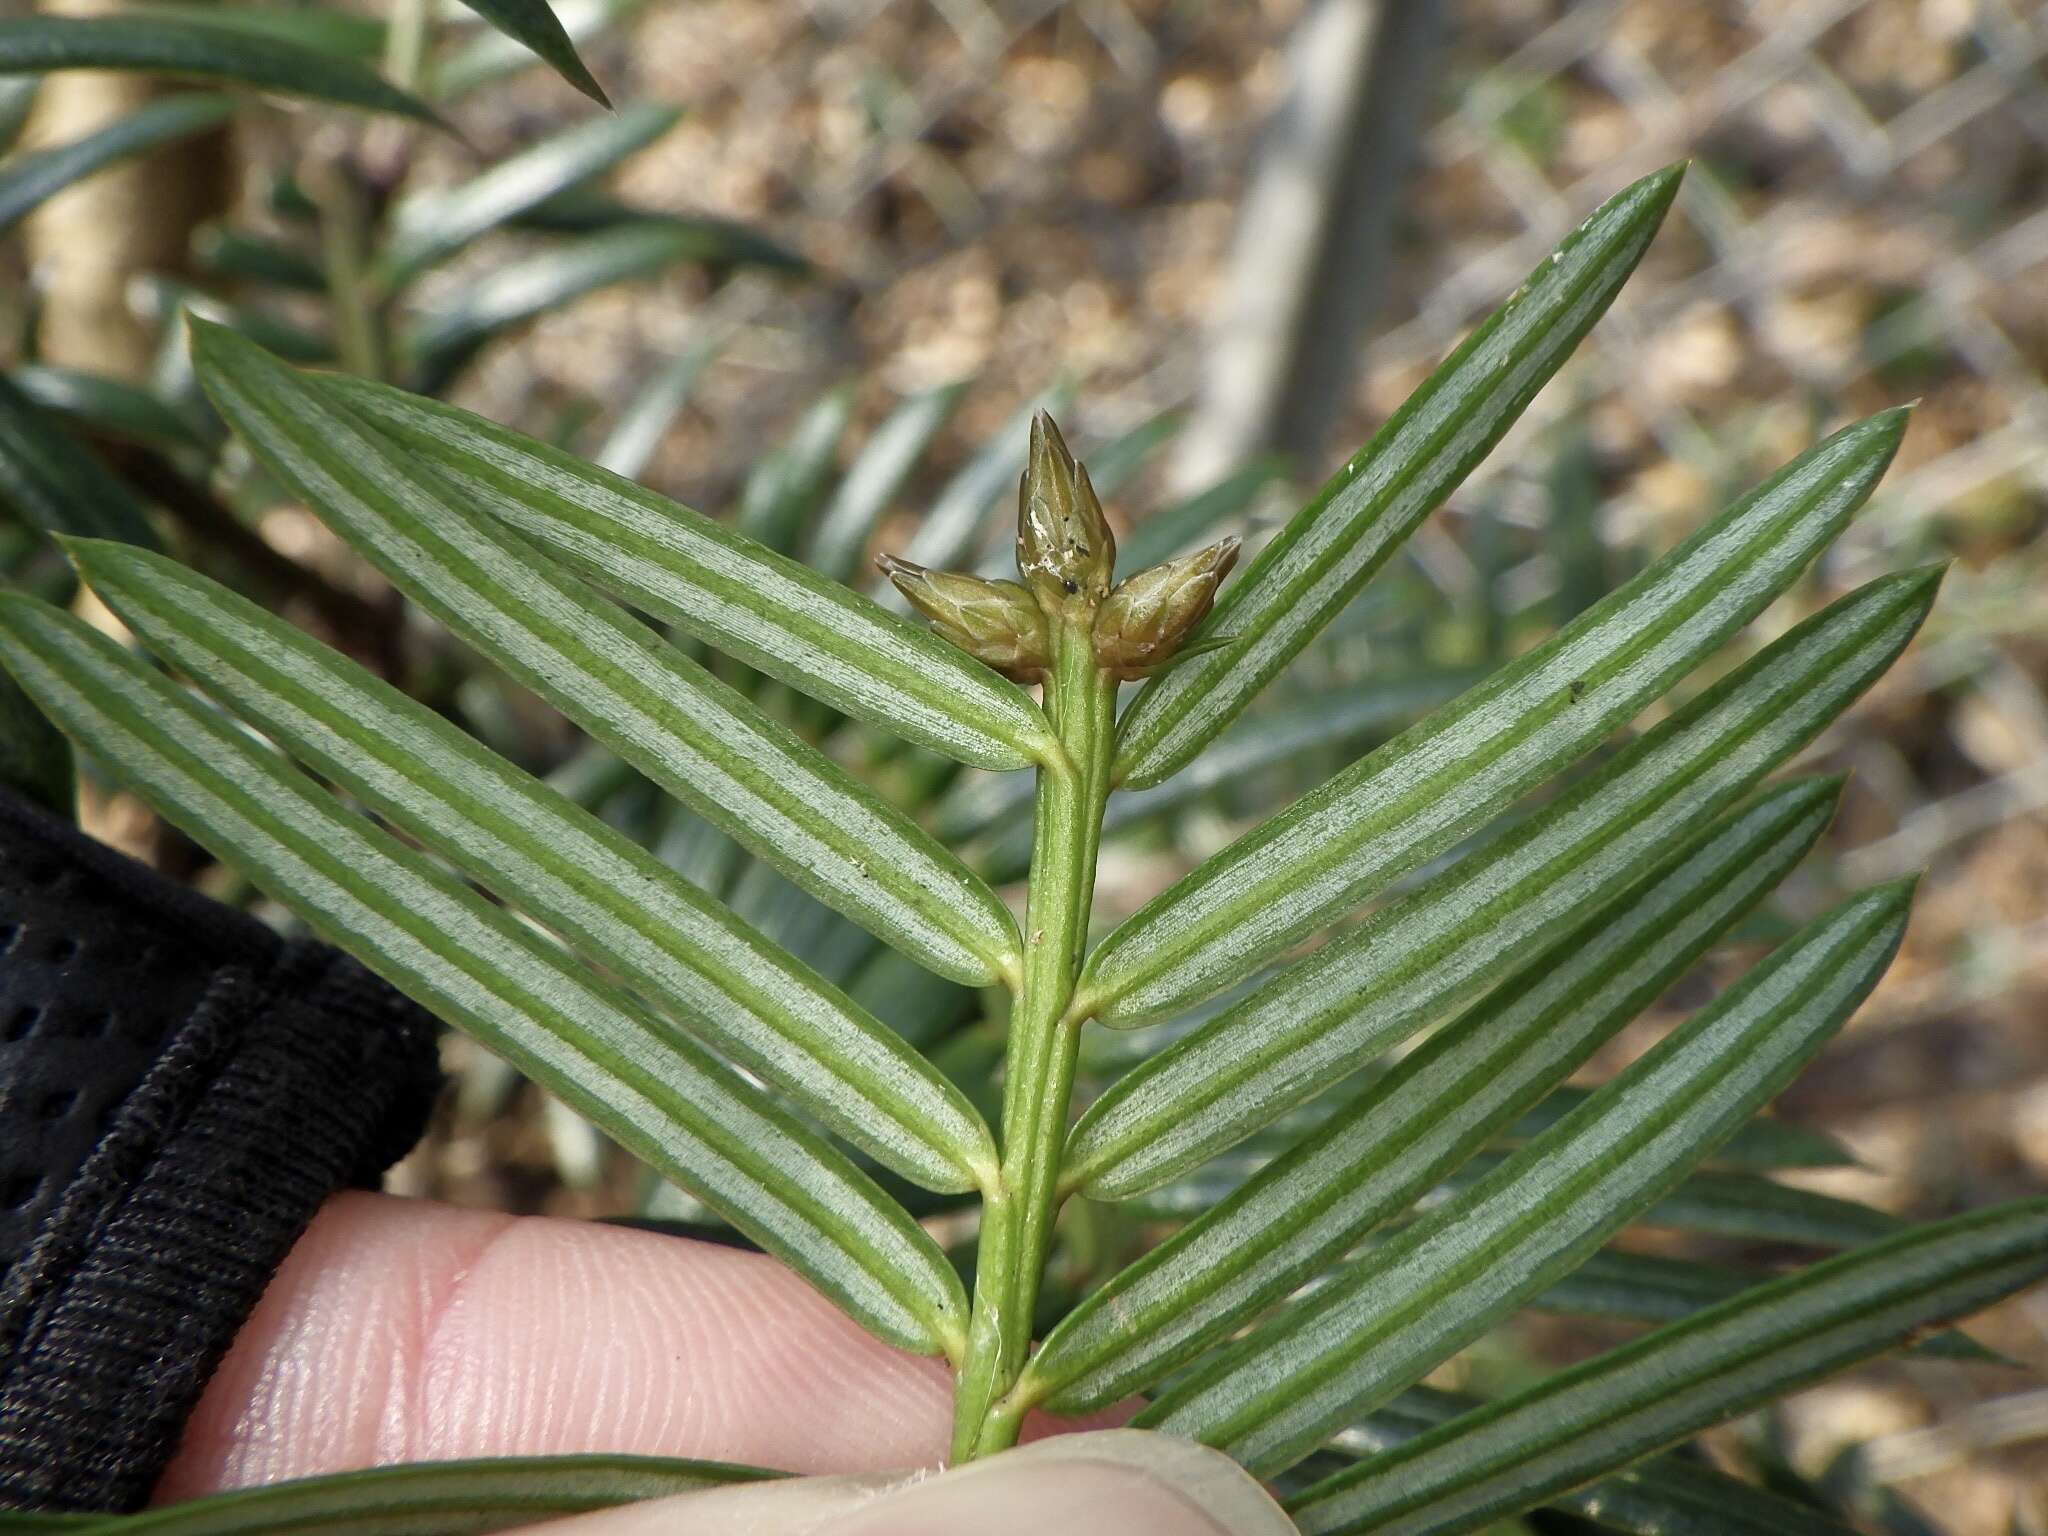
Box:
0;92;232;236
0;374;160;549
1027;778;1838;1414
1502;1090;1855;1172
1067;566;1940;1199
318;372;1062;772
1439;1153;1904;1249
1637;1167;1901;1248
1533;1247;1997;1362
0;667;71;816
0;16;441;124
1082;406;1909;1027
450;0;611;107
71;538;998;1196
0;77;39;153
190;324;1023;989
0;596;967;1357
438;0;650;102
1119;456;1287;572
738;384;856;555
957;671;1473;881
593;335;722;480
404;222;799;392
1113;165;1685;791
1144;880;1916;1476
44;1453;773;1534
807;383;965;582
886;391;1067;583
1288;1199;2048;1535
1327;1387;1866;1536
379;102;681;287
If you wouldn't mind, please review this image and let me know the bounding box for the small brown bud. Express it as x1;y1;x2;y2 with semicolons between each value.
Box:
877;553;1052;683
1015;412;1115;612
1091;536;1241;679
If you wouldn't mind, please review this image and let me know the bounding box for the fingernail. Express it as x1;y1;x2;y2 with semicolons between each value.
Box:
820;1430;1292;1536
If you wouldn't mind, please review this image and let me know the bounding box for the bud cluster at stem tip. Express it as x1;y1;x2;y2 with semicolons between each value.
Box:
879;410;1242;684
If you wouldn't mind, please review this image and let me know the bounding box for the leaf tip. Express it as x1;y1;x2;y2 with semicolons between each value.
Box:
1638;159;1688;206
1855;875;1922;938
1898;558;1951;607
1857;401;1916;460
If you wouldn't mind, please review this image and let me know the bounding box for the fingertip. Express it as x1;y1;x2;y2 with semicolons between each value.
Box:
159;1194;957;1499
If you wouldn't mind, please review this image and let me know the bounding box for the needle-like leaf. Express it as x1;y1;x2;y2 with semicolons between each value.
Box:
72;538;998;1195
0;667;70;815
0;375;159;549
807;383;966;582
190;323;1023;989
405;222;799;392
887;391;1066;585
1027;778;1837;1414
1119;456;1287;572
956;671;1472;880
1112;166;1684;791
192;224;327;293
0;16;440;124
1533;1247;1997;1362
1067;566;1939;1198
737;384;855;555
593;335;722;479
1144;880;1915;1475
1501;1089;1854;1171
449;0;611;107
41;1453;772;1534
379;102;681;287
1082;407;1908;1026
1288;1199;2048;1535
1325;1387;1866;1536
0;595;967;1357
318;372;1061;772
0;92;232;237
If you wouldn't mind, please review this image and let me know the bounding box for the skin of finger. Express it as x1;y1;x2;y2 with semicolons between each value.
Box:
519;1431;1297;1536
159;1193;1123;1502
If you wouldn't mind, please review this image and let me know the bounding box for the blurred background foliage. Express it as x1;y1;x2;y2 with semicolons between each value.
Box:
2;0;2047;1529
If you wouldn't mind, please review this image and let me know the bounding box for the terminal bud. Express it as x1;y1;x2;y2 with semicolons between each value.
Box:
1015;412;1115;613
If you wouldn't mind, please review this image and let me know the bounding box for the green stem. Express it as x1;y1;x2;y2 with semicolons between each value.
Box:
951;619;1116;1462
383;0;432;94
308;159;382;381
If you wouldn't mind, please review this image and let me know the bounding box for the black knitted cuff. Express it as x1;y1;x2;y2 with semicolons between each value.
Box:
0;787;442;1513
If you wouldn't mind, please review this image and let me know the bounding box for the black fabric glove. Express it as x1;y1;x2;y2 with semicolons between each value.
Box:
0;786;442;1513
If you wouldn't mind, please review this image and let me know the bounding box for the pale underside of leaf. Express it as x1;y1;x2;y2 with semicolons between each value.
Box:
1144;881;1914;1476
73;538;997;1195
0;597;966;1357
1026;777;1838;1414
318;373;1060;773
1066;566;1938;1199
1083;406;1907;1026
1112;165;1685;791
189;325;1022;988
1289;1199;2048;1535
